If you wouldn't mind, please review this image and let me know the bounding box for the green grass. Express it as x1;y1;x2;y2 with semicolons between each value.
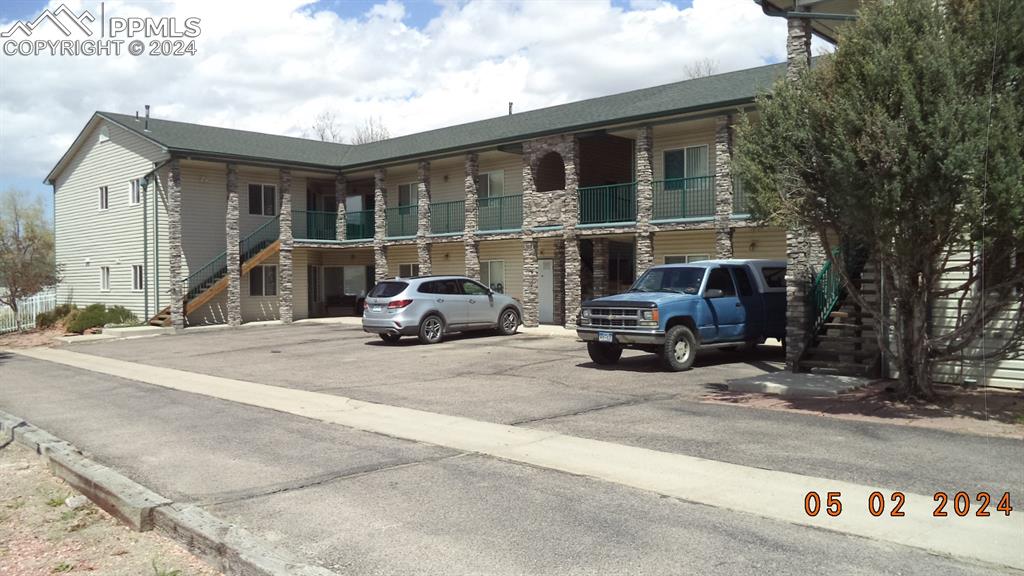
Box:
52;562;74;573
152;559;182;576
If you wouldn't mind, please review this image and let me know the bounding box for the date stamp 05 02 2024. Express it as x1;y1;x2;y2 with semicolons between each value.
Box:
803;491;1013;518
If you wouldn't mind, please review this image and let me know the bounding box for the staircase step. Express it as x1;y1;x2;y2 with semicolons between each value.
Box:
816;334;877;344
799;360;873;374
805;348;878;359
822;322;868;331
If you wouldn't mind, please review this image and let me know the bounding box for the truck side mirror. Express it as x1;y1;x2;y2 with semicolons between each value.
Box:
704;288;724;299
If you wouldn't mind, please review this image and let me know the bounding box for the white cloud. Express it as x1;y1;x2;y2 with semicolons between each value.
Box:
0;0;789;195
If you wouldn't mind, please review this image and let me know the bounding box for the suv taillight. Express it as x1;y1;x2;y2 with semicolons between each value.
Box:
388;299;413;309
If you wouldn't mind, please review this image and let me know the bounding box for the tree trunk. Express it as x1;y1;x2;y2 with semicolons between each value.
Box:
12;300;21;332
894;289;935;400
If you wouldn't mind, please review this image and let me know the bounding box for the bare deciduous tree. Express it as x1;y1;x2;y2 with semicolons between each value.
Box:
0;189;59;331
351;116;391;144
308;109;344;143
683;58;719;79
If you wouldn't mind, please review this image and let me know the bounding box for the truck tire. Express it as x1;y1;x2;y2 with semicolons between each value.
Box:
587;342;623;365
661;325;697;371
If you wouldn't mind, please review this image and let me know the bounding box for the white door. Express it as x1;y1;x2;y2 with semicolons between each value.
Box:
539;259;554;324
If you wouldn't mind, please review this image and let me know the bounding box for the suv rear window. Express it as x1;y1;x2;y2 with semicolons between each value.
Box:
369;281;408;298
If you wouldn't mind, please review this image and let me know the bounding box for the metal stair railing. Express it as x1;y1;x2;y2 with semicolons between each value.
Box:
185;216;280;301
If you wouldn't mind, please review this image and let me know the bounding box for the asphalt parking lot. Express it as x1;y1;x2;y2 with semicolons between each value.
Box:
3;323;1022;575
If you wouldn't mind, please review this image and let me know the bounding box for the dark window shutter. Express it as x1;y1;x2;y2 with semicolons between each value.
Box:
248;185;261;215
250;266;263;295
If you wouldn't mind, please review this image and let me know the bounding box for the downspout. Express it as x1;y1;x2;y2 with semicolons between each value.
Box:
143;175;149;319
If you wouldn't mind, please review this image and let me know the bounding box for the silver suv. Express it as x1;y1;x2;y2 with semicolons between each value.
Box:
362;275;523;344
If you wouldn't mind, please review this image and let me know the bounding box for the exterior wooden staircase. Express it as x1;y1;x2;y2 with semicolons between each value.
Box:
796;257;881;377
149;217;280;327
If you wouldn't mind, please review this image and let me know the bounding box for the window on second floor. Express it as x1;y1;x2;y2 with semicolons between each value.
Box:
129;179;142;205
248;184;276;216
663;145;709;181
478;170;504;198
98;186;109;210
397;183;418;207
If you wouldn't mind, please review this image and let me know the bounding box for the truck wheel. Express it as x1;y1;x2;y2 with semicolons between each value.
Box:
587;342;623;365
661;325;697;371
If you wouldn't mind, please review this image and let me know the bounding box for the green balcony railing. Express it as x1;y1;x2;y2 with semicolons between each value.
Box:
652;176;715;221
346;210;374;240
386;205;418;237
293;210;337;241
732;178;750;215
479;194;522;232
240;216;280;262
578;182;636;225
186;215;279;301
431;199;465;234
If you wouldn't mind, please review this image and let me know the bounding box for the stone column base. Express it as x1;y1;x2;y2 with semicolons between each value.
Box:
521;238;539;327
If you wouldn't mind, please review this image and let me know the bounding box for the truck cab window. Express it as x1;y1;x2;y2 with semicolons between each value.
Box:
730;267;754;297
705;268;736;297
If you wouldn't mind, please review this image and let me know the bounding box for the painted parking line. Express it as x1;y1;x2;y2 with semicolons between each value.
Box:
12;347;1024;570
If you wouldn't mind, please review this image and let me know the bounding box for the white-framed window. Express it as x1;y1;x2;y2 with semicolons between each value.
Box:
664;254;710;264
100;266;111;291
478;170;504;199
98;126;110;143
132;265;144;291
248;183;277;216
663;145;709;180
481;260;505;293
129;179;142;205
397;183;419;207
249;265;278;297
398;263;420;278
98;186;109;210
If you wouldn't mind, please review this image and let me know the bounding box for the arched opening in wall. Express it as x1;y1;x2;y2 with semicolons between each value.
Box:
535;152;566;192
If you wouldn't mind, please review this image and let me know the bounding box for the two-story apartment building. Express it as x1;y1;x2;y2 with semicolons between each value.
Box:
46;62;790;334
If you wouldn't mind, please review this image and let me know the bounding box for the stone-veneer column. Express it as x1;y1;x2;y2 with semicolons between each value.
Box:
520;144;536;231
168;159;185;330
373;168;388;282
592;238;609;298
563;234;582;329
464;153;481;280
553;240;565;325
714;115;735;259
225;163;241;327
786;13;812;81
784;12;824;371
334;173;347;241
521;238;539;327
279;169;293;324
635;126;655;276
416;161;432;275
562;138;582;329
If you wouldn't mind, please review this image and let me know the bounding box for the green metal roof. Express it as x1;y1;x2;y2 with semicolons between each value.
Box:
89;61;785;175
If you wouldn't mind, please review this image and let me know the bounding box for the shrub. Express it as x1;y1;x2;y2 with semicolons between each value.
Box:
64;304;139;333
35;310;58;329
104;305;138;326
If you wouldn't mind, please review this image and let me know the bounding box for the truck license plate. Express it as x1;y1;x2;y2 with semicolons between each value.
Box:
598;332;614;343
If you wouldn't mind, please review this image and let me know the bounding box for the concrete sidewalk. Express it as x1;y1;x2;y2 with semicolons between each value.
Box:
10;346;1023;573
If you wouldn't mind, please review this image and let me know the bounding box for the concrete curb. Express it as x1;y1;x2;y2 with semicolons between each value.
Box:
0;410;340;576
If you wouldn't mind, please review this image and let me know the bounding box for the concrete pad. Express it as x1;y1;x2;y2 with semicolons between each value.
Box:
726;372;868;397
56;333;119;343
102;325;174;337
15;347;1024;570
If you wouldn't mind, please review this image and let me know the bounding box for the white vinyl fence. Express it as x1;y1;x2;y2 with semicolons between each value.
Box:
0;288;57;333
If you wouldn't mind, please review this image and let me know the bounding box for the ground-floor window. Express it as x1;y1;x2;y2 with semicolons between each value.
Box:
132;265;144;291
250;265;278;297
398;263;419;278
664;254;710;264
481;260;505;293
99;266;110;291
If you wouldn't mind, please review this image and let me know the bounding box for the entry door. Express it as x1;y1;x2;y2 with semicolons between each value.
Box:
539;259;554;324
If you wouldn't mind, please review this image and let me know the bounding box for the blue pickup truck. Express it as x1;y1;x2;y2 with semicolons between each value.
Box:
577;259;787;371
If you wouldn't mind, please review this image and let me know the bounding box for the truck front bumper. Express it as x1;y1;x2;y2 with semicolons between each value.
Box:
577;328;665;345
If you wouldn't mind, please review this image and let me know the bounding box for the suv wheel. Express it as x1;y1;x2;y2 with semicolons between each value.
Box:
418;315;444;345
379;333;401;344
661;325;697;371
497;308;519;336
587;342;623;365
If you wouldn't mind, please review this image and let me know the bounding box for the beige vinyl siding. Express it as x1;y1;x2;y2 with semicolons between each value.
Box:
293;249;310;320
385;165;419;208
387;245;418;277
653;230;716;264
931;248;1023;389
242;253;280;322
733;227;787;259
479;240;524;301
430;244;466;276
423;157;465;204
54;120;170;320
478;152;524;196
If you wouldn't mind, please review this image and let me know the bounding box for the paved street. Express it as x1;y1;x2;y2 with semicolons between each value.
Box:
2;323;1022;575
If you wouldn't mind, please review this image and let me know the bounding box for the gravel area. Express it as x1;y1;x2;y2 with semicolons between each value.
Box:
0;442;219;576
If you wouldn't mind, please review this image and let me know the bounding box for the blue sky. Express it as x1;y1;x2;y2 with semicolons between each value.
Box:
1;0;789;217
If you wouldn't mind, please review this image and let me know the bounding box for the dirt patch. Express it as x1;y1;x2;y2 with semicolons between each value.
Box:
0;327;66;349
0;443;220;576
704;381;1024;439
